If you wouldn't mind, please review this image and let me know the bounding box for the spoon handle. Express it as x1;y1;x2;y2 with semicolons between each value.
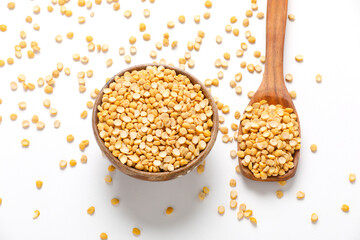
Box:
262;0;288;90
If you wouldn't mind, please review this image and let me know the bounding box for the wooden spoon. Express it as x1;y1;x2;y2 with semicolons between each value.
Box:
238;0;301;182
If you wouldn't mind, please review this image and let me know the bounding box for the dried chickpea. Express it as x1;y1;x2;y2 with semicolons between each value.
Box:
278;181;287;186
113;2;120;11
225;24;232;33
248;36;256;44
18;102;26;110
139;23;146;32
197;165;205;174
7;2;15;9
33;24;40;31
150;50;157;58
59;160;67;169
166;207;173;215
32;115;39;123
167;21;175;28
44;85;53;94
218;205;225;215
143;9;149;18
0;25;7;32
341;204;349;212
188;59;195;68
25;16;33;23
49;108;57;116
106;59;113;67
81;155;88;163
22;120;30;129
244;209;253;218
33;210;40;219
230;190;238;200
285;73;293;82
222;105;230;114
129;36;136;44
7;58;14;65
295;55;303;62
216;35;222;44
111;198;119;205
257;12;264;19
246;10;253;17
310;144;317;153
36;121;45;130
230;200;237;209
108;165;116;172
171;41;178;49
80;110;88;119
100;232;108;240
243;18;249;27
67;32;74;39
132;228;141;236
311;213;318;223
296;191;305;199
229;179;236;187
36;180;43;189
235;86;242;95
289;91;296;99
21;139;30;147
178;15;185;23
205;0;212;8
247;64;255;73
87;206;95;215
69;159;77;167
10;113;17;121
316;74;322;83
251;3;258;10
78;16;86;24
233;28;239;36
349;173;356;183
33;5;40;14
67;135;74;143
236;49;244;57
194;15;200;23
203;12;211;19
54;120;61;128
202;186;210;195
237;211;244;220
288;14;295;21
223;52;230;60
198;191;206;200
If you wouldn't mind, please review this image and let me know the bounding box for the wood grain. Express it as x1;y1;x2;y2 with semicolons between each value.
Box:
92;63;219;181
238;0;301;182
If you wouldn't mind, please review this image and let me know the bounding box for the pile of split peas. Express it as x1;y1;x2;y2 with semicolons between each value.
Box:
97;66;214;172
0;0;355;238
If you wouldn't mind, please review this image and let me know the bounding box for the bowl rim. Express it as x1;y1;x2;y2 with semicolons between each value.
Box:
92;63;219;181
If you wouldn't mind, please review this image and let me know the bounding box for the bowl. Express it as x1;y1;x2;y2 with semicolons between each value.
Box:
92;63;219;181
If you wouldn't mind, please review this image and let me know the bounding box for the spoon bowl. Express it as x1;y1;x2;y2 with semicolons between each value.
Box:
238;0;301;182
92;63;219;181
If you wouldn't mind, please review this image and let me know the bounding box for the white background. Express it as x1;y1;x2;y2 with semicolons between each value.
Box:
1;0;360;239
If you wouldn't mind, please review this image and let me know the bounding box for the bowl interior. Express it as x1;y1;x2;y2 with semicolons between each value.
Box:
92;63;219;181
